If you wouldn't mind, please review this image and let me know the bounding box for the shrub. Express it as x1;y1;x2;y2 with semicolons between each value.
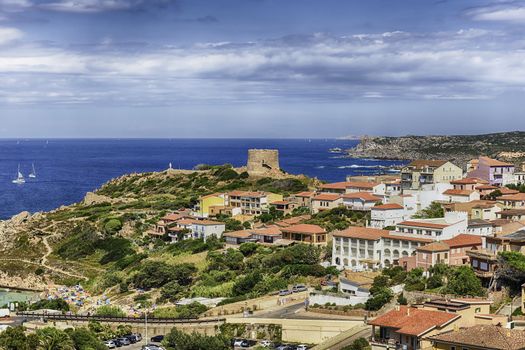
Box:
94;305;125;317
103;218;122;235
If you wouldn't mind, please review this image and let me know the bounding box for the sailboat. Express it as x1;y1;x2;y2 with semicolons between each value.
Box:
12;165;25;184
29;163;37;178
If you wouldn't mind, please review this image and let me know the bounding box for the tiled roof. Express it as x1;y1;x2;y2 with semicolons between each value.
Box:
397;221;449;229
417;241;450;252
294;191;315;197
346;181;379;189
500;209;525;216
254;226;282;236
270;200;291;205
162;213;185;221
193;219;225;226
369;306;459;336
500;188;521;195
476;185;499;190
320;182;349;190
443;234;482;248
341;192;382;202
274;215;311;227
176;218;198;225
281;224;326;235
223;230;253;239
450;177;489;185
443;189;476;196
498;193;525;201
427;325;525;350
313;193;341;201
333;226;389;240
372;203;404;210
479;156;515;167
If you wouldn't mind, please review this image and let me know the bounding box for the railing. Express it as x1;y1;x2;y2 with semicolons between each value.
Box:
16;312;226;325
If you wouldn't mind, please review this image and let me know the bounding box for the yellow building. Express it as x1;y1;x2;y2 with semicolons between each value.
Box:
194;193;226;217
401;160;463;190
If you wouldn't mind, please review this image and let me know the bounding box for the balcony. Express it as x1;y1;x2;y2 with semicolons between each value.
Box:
370;338;417;350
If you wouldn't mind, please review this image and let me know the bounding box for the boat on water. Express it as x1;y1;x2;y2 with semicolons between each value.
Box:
329;147;343;153
29;163;37;178
12;164;25;184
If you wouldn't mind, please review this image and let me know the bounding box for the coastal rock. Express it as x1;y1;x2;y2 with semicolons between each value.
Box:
10;211;31;225
83;192;112;206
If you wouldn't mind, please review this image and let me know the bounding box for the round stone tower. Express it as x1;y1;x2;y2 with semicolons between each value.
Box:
247;149;280;176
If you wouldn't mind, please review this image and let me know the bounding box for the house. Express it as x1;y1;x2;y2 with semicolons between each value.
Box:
467;219;494;236
150;211;194;236
311;193;343;213
369;203;407;229
280;224;327;245
442;189;481;203
490;219;525;236
332;226;432;270
498;193;525;209
403;183;453;212
401;160;463;190
442;200;502;220
292;191;316;208
395;211;468;240
467;248;498;283
450;177;489;191
223;230;257;245
191;220;226;241
274;215;311;228
476;184;500;196
468;156;516;186
422;298;492;327
193;193;226;218
427;325;525;350
223;226;282;245
208;205;242;217
515;172;525;184
497;209;525;221
269;200;296;215
227;191;283;216
319;181;349;194
319;181;385;195
341;192;382;211
368;306;461;350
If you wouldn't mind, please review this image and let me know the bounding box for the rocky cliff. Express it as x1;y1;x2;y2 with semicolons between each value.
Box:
347;131;525;167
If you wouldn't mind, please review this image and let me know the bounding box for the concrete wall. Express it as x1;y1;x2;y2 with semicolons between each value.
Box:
310;293;369;306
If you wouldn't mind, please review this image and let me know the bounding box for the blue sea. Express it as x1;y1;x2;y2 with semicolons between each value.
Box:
0;139;406;220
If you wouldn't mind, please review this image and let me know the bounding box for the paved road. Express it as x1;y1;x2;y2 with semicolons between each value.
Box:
249;303;363;321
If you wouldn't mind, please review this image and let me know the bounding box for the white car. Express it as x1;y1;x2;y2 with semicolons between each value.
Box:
104;340;116;349
296;345;308;350
233;339;245;347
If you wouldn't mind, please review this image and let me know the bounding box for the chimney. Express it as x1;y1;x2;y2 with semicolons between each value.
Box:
407;308;410;316
395;305;400;311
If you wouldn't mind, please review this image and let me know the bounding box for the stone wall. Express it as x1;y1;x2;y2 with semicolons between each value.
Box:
247;149;280;176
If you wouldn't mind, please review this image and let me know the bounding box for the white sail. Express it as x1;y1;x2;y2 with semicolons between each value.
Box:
12;165;25;184
29;163;36;178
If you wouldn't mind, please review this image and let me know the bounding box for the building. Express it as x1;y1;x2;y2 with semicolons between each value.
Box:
227;191;283;216
442;189;481;203
428;325;525;350
332;226;432;270
450;177;490;191
319;181;385;195
269;200;296;215
193;193;226;218
292;191;316;208
319;181;349;194
401;160;463;190
369;306;461;350
311;193;343;213
395;212;468;240
223;226;282;245
247;149;280;176
191;220;226;241
468;156;516;186
515;172;525;184
498;193;525;209
442;200;502;220
280;224;327;245
422;298;492;327
369;203;407;229
497;209;525;221
341;192;382;211
467;219;494;236
274;215;311;228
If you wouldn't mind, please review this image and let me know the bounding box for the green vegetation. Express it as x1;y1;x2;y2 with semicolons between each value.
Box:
163;328;230;350
496;251;525;294
305;207;369;231
413;201;444;219
29;298;70;312
342;338;371;350
152;302;208;319
94;305;126;317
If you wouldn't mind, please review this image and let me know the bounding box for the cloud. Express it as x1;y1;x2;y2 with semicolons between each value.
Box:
0;25;22;44
466;1;525;23
0;29;525;105
0;0;177;13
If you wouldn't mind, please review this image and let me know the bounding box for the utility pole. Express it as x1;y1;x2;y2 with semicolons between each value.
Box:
144;309;148;346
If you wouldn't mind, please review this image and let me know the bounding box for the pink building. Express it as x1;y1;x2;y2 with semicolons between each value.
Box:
468;156;515;186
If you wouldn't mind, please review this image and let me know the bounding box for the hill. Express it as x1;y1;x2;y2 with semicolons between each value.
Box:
346;131;525;167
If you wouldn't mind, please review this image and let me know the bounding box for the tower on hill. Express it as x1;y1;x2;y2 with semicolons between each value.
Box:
247;149;280;176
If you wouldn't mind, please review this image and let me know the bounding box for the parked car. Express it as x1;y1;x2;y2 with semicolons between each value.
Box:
142;345;164;350
104;340;116;349
232;338;246;347
125;333;142;343
150;335;164;343
295;345;309;350
117;337;131;346
292;284;307;293
112;339;124;347
275;345;293;350
259;339;273;347
279;289;292;296
241;339;257;347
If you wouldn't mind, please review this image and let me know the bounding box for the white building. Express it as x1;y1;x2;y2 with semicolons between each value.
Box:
369;203;408;229
395;211;468;240
404;183;453;212
332;226;432;270
191;220;226;241
442;189;481;203
341;192;382;211
466;219;494;236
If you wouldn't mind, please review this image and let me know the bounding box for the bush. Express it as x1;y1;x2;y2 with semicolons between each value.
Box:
30;298;70;312
94;305;126;317
232;271;263;296
163;328;230;350
131;261;197;289
103;218;122;235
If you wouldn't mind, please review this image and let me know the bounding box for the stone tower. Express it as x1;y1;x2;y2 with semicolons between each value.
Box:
247;149;280;176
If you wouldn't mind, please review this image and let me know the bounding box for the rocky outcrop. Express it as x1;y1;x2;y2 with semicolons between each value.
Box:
346;131;525;167
83;192;112;206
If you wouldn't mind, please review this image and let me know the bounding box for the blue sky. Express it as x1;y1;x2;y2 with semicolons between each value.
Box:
1;0;525;138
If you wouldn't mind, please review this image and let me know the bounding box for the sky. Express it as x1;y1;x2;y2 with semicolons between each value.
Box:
0;0;525;138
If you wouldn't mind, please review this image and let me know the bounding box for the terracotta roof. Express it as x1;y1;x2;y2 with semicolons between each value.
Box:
341;192;382;202
500;188;521;195
275;215;311;227
162;213;185;221
313;193;341;201
294;191;315;197
443;234;482;248
406;160;449;169
500;209;525;216
320;182;349;190
443;189;476;196
417;241;450;252
254;226;282;236
427;325;525;350
372;203;404;210
369;306;459;336
450;177;489;185
333;226;389;240
200;193;224;199
479;156;515;167
281;224;326;235
397;221;449;229
498;193;525;201
193;219;225;226
223;230;253;239
476;185;499;190
346;181;379;189
270;200;291;205
176;218;197;225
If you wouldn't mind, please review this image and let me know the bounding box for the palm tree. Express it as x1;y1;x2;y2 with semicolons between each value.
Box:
36;328;74;350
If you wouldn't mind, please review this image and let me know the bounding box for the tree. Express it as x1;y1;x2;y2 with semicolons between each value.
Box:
35;327;75;350
0;326;38;350
163;328;230;350
413;201;444;219
30;298;70;312
103;218;122;235
404;268;426;291
239;242;258;257
233;271;263;296
365;287;393;311
65;328;106;350
94;305;126;317
495;251;525;294
342;337;370;350
160;281;184;303
444;266;484;297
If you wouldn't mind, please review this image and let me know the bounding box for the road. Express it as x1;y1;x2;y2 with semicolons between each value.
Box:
250;302;364;321
497;296;521;317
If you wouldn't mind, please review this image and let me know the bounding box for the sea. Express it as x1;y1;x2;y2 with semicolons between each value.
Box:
0;139;407;220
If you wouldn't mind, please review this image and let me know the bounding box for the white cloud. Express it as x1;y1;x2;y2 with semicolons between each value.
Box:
467;2;525;23
38;0;174;13
0;26;22;44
